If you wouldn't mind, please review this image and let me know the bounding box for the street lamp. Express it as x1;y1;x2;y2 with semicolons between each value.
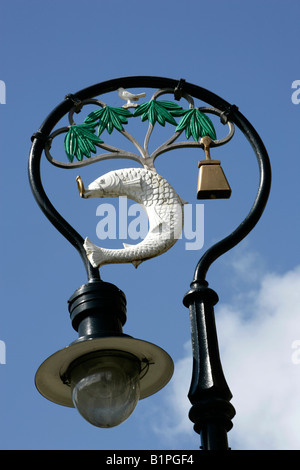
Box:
29;76;271;448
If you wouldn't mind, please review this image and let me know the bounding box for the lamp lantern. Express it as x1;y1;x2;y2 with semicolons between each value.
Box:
34;280;174;428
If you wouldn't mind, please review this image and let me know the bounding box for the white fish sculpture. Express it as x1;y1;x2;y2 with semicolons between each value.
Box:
76;168;187;268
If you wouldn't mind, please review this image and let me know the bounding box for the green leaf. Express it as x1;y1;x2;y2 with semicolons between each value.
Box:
84;107;106;124
64;123;103;162
109;106;132;117
175;109;192;130
190;113;199;141
84;106;133;136
176;108;217;141
157;100;183;110
156;104;178;125
149;104;156;126
133;101;151;117
196;112;217;140
133;100;183;127
185;125;191;140
109;109;124;132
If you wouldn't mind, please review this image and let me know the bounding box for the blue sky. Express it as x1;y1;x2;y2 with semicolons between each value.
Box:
1;0;300;450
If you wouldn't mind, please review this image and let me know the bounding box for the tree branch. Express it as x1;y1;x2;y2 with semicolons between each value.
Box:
150;130;203;164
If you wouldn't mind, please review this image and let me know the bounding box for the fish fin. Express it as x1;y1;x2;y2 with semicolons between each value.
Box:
147;205;163;232
132;259;143;268
123;242;134;248
179;196;188;205
83;237;105;268
122;177;141;191
122;243;143;268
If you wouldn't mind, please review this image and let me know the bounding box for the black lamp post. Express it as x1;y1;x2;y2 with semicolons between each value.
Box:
29;76;271;448
183;103;271;450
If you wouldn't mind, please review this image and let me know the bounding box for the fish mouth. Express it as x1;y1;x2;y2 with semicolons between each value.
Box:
76;176;102;198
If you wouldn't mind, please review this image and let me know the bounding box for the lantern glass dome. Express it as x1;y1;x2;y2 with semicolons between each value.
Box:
69;351;141;428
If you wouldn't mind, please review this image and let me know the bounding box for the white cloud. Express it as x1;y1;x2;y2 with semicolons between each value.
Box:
151;257;300;450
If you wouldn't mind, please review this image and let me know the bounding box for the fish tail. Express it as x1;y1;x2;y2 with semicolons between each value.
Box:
83;237;106;268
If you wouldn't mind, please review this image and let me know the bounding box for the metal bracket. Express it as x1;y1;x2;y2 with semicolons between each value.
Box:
31;130;49;145
65;93;83;113
174;78;186;100
220;104;239;124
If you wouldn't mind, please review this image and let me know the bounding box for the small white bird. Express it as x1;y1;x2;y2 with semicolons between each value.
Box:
118;87;146;108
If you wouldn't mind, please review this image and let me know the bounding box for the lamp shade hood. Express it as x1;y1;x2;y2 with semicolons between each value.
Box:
35;335;174;408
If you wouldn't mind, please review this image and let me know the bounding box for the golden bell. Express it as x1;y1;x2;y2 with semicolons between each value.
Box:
197;160;231;199
197;136;231;200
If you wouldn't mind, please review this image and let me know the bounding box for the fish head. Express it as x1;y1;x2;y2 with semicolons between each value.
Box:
84;171;121;198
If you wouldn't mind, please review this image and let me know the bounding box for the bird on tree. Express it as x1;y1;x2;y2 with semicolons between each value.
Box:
118;87;146;108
